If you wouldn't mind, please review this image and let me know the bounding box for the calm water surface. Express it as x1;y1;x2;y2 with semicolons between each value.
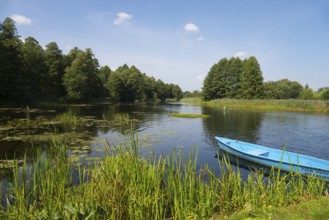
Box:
1;102;329;176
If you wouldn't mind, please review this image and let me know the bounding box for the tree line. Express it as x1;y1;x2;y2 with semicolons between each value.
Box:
0;17;183;104
202;57;329;101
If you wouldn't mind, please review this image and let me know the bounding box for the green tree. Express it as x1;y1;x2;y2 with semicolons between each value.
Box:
155;79;169;101
214;58;229;98
192;90;201;97
106;71;122;101
63;47;83;68
44;42;65;98
143;75;157;101
171;84;183;100
106;65;146;102
202;63;218;101
63;48;100;102
0;17;23;102
299;88;314;100
202;57;243;100
289;81;303;98
263;79;303;99
124;65;146;101
20;37;47;100
202;58;229;100
319;89;329;100
226;57;243;98
98;65;111;96
240;56;264;99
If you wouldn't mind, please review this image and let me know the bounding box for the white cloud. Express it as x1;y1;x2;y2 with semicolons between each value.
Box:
196;36;204;41
113;12;132;25
10;14;32;25
196;74;205;81
184;23;199;33
234;51;248;58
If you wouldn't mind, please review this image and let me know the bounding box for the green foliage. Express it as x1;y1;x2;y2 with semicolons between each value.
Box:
20;37;47;100
44;42;65;99
263;79;303;99
183;90;202;98
202;57;260;101
201;55;327;102
107;64;146;102
202;58;242;100
227;57;243;98
168;113;209;118
240;56;264;99
5;16;325;105
182;97;329;113
154;79;168;101
202;64;218;101
0;137;327;219
63;48;101;102
0;17;24;102
299;88;314;100
106;64;183;102
317;88;329;100
56;110;79;130
97;65;111;96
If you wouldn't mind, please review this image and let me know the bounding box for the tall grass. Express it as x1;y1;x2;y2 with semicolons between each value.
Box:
168;113;209;118
26;106;30;134
112;113;131;125
182;97;329;113
0;136;327;219
56;110;79;131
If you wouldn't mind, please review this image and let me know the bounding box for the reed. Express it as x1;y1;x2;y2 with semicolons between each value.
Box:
26;106;31;134
182;97;329;113
168;113;209;118
0;136;327;219
112;113;131;125
56;110;78;130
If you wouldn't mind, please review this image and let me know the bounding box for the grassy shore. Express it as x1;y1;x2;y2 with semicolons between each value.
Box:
0;136;328;219
181;97;329;113
168;113;209;118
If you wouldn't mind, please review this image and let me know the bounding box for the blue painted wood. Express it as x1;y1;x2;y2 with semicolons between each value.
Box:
215;136;329;181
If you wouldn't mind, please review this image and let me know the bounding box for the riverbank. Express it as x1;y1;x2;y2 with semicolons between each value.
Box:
216;195;329;219
181;97;329;113
0;136;327;219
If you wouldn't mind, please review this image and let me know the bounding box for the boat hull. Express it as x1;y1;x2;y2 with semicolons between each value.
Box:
215;137;329;181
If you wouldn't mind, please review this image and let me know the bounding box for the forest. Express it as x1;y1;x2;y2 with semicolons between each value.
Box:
1;17;328;105
202;56;329;101
0;17;183;104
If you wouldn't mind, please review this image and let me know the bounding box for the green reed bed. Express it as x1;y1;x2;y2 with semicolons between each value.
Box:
56;110;79;130
168;113;209;118
111;113;131;125
182;97;329;113
0;137;327;219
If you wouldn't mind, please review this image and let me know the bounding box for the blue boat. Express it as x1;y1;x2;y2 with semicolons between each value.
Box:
215;136;329;181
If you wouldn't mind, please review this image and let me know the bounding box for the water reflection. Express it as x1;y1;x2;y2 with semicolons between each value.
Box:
1;103;329;179
257;112;329;160
201;106;265;146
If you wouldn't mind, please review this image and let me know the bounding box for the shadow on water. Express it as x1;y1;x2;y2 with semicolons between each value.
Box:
215;149;273;180
201;106;265;147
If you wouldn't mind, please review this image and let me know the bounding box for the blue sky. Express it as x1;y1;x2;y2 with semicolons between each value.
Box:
1;0;329;91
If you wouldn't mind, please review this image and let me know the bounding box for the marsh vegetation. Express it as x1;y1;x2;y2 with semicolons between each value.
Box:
0;135;327;219
1;102;329;219
182;97;329;113
168;113;209;118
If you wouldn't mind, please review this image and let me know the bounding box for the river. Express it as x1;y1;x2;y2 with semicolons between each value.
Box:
1;102;329;177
